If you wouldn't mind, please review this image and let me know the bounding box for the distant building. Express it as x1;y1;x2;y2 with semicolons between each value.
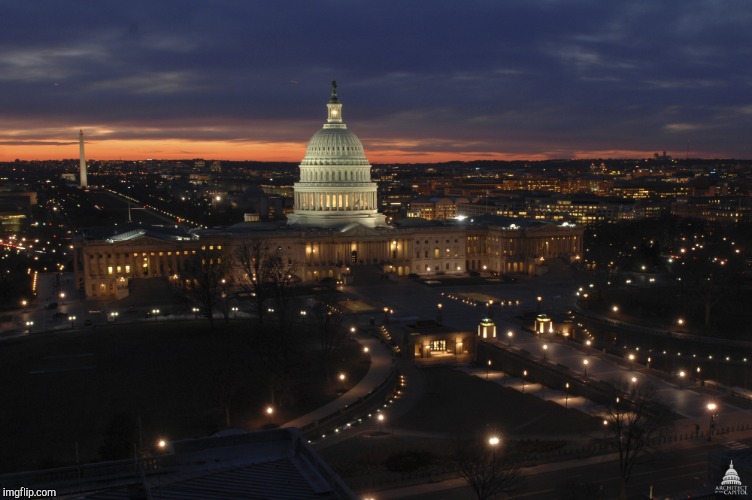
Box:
671;196;752;223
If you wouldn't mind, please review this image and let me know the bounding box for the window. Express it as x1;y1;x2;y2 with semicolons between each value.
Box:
431;340;446;351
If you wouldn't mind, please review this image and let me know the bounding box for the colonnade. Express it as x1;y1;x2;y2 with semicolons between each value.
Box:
294;191;377;211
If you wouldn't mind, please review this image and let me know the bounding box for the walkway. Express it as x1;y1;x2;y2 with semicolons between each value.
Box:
283;330;397;430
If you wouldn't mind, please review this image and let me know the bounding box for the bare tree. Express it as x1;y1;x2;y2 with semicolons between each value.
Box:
182;245;232;329
234;240;300;326
454;436;523;500
604;384;673;500
310;291;346;381
673;239;743;329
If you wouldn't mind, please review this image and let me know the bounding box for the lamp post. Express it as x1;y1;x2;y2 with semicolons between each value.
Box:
377;413;385;432
486;360;491;380
338;372;346;393
68;315;76;329
536;295;542;313
437;303;443;323
507;330;513;347
522;370;527;393
565;382;569;408
542;344;548;361
488;436;500;461
697;366;702;385
583;359;589;377
707;403;718;441
628;353;635;370
110;311;119;323
630;376;637;395
192;307;199;319
26;320;34;334
679;370;686;389
265;406;274;425
487;300;494;319
152;308;160;321
231;306;238;319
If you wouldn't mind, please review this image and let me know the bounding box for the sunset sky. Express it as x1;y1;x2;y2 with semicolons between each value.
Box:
1;1;751;163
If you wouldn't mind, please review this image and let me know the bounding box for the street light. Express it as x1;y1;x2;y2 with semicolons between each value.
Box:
583;359;589;377
679;370;686;389
564;382;569;408
192;307;199;318
486;360;492;379
339;372;346;392
507;330;513;346
25;320;34;333
630;376;637;394
110;311;119;323
265;406;274;425
152;308;160;321
488;436;500;461
437;303;443;322
68;315;76;328
377;413;385;432
628;353;635;370
231;306;239;318
542;344;548;361
707;403;718;441
522;370;527;393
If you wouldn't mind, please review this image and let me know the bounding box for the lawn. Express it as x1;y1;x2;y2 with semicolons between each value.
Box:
0;319;368;472
320;367;600;481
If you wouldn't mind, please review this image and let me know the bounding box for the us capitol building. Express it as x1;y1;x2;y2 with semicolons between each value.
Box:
72;83;583;300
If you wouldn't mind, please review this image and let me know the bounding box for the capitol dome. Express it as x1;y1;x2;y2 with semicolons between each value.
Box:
287;81;387;229
722;461;742;486
302;128;369;166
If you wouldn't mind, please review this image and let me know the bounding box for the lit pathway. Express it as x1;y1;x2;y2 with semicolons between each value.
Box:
283;330;396;430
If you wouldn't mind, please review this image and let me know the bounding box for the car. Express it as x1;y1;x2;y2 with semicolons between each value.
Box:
53;311;67;319
44;302;58;310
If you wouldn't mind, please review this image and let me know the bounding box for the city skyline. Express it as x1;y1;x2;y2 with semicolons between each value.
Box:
1;2;752;162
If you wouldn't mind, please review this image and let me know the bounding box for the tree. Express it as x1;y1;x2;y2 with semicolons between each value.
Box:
181;245;232;329
234;240;299;326
310;289;346;382
604;383;673;500
671;232;744;329
453;435;522;500
235;241;300;370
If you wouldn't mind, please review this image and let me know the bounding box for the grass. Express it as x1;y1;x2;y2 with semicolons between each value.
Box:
0;319;368;472
320;367;600;480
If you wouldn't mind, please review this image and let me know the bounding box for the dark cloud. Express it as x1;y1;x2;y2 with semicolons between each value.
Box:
1;1;751;159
